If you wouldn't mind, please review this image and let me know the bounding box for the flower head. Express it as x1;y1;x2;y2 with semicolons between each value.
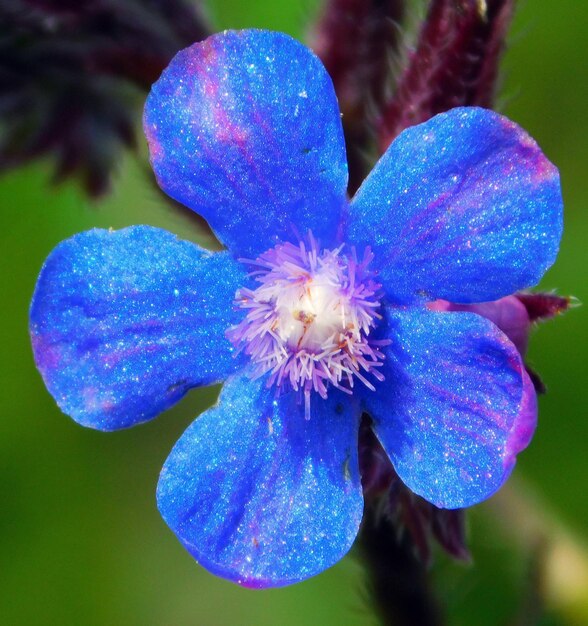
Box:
30;30;563;587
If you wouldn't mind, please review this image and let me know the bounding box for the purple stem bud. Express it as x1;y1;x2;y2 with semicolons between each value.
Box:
312;0;405;121
515;293;571;322
377;0;515;152
359;415;471;564
397;490;433;565
311;0;406;192
359;414;397;498
431;508;471;562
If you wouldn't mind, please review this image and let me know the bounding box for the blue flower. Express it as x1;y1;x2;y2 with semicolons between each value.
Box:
30;30;563;587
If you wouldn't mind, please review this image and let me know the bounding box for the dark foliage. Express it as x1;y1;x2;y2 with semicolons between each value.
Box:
0;0;210;196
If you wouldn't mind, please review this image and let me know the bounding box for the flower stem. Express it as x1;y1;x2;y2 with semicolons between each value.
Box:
357;503;444;626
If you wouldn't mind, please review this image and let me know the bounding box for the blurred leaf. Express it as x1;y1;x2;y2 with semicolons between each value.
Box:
0;0;210;197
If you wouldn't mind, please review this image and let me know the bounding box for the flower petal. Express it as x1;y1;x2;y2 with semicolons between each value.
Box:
428;295;531;355
30;226;247;431
144;30;348;258
362;306;536;508
157;372;363;587
348;107;563;304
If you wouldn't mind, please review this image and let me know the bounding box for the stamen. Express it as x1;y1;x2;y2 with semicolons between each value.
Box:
227;235;389;409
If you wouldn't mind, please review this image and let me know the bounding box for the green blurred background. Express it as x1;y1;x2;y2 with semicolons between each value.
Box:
1;1;587;624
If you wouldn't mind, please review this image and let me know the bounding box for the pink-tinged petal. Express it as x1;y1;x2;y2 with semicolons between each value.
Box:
429;295;531;355
144;30;348;258
347;107;563;304
30;226;247;431
157;372;363;587
361;306;532;509
504;369;537;472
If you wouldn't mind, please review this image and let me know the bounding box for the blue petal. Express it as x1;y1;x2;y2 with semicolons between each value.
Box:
347;107;563;304
157;371;363;587
30;226;247;431
362;306;534;508
144;30;348;258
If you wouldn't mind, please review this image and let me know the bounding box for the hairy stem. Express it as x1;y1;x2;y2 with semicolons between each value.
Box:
357;503;444;626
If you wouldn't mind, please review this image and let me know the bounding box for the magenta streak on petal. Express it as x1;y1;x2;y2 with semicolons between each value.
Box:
189;38;281;207
530;155;560;186
33;336;116;414
100;343;162;368
383;188;456;265
144;131;164;161
503;369;537;472
188;44;258;204
154;39;254;208
386;173;487;268
243;93;289;207
499;116;560;186
426;379;512;431
31;333;62;372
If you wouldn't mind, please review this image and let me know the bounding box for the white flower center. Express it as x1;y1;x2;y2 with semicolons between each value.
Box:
227;237;387;418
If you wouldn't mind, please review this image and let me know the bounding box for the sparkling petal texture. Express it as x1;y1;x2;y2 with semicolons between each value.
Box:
30;226;247;431
144;29;349;258
347;107;563;304
157;371;364;587
362;306;532;508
